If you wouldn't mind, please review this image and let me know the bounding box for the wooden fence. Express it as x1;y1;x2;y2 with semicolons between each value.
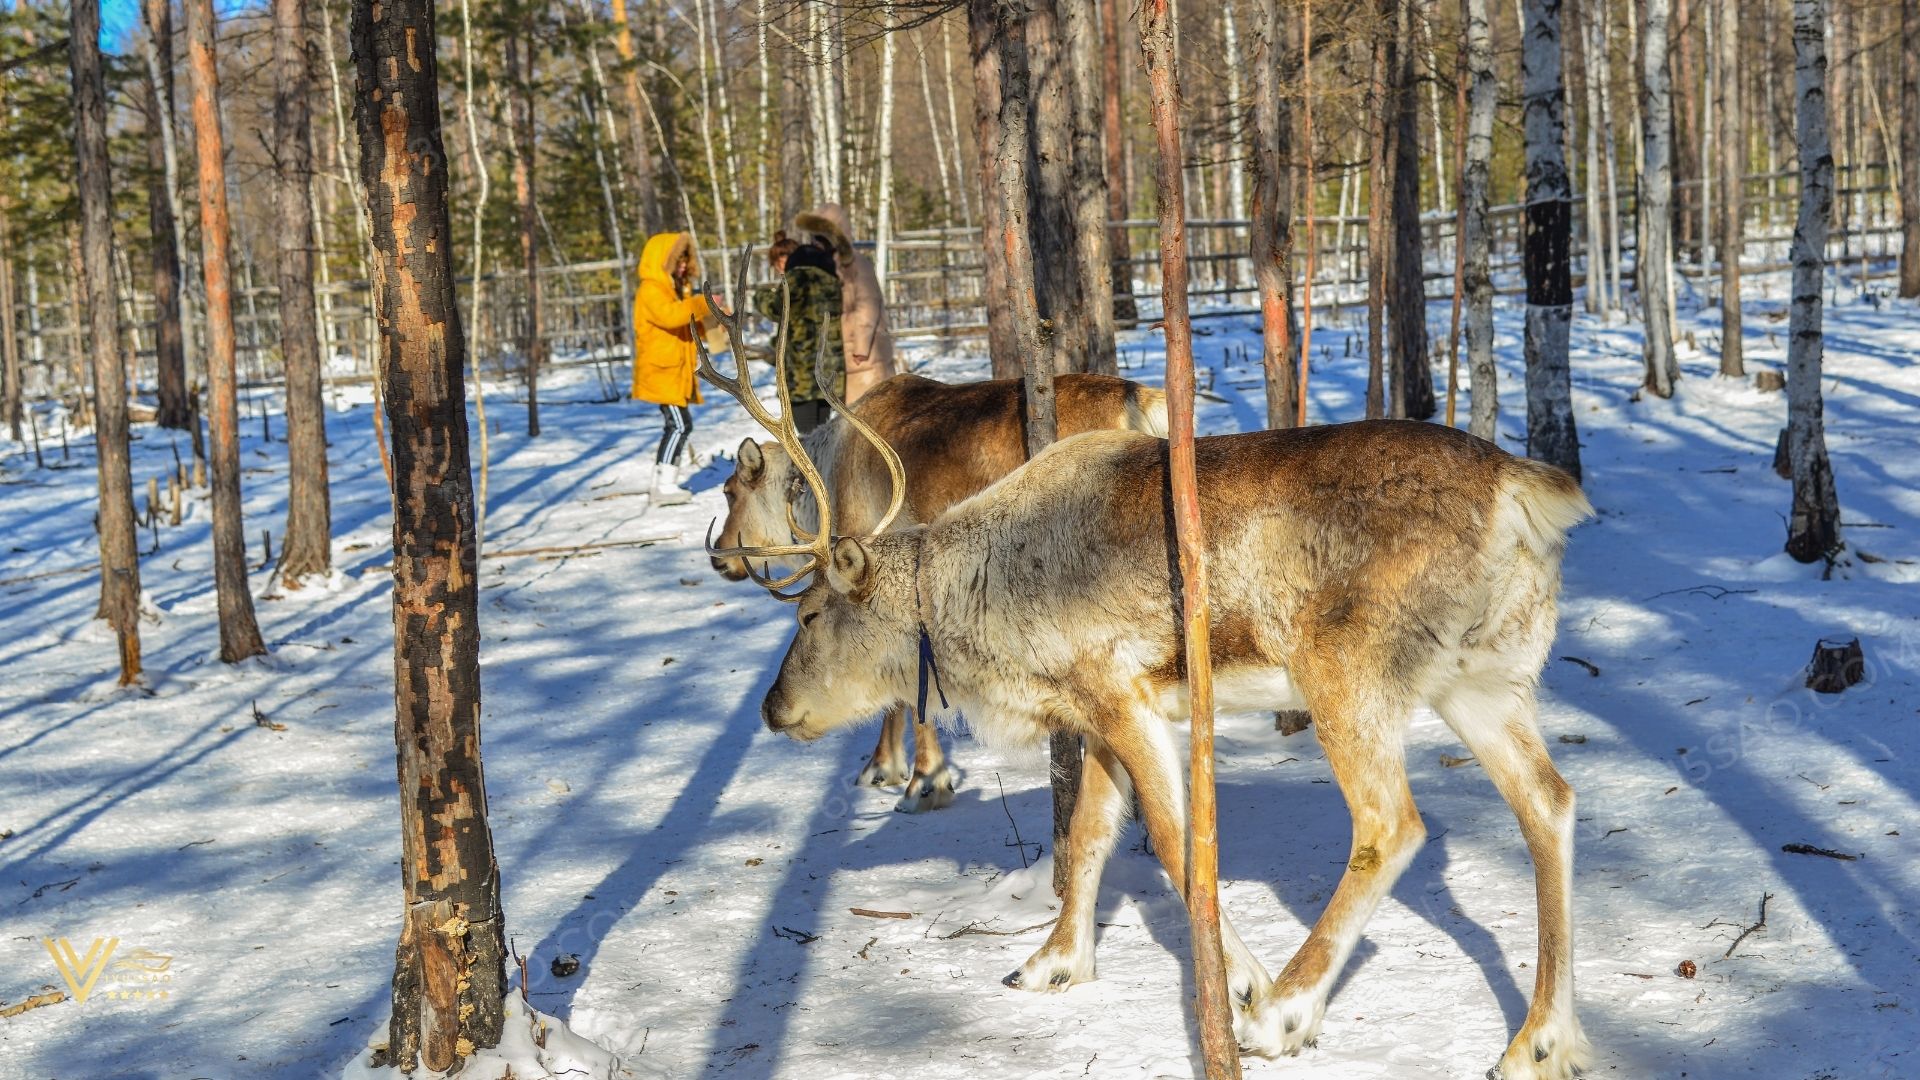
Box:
4;164;1903;407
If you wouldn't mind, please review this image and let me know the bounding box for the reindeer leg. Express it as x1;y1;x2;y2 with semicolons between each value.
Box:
1004;735;1126;990
1435;681;1589;1080
855;704;911;789
895;705;960;813
1098;707;1273;1049
1251;685;1424;1058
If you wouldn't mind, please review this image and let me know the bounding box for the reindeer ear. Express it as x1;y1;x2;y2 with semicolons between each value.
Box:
737;438;765;483
827;537;872;596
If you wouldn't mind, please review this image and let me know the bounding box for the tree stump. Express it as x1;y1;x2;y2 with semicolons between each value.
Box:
1754;370;1785;393
1274;709;1313;735
1772;427;1792;479
1806;637;1864;694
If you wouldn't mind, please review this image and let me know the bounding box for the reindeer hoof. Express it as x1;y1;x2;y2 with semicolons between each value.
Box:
855;756;910;790
1007;940;1093;993
893;764;960;813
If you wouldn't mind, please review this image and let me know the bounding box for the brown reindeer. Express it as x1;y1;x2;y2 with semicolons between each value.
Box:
710;371;1166;811
702;321;1594;1077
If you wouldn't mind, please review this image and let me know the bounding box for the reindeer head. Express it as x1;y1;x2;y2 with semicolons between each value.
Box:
762;533;922;739
696;249;914;740
710;437;803;582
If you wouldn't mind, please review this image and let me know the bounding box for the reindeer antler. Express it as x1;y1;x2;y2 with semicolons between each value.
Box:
695;243;906;600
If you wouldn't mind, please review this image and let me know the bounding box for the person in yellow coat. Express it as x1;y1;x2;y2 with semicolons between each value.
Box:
632;232;716;504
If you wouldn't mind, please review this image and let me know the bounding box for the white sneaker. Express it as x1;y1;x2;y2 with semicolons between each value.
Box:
652;462;691;505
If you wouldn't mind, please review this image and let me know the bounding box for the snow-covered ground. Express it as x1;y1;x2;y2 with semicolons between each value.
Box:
2;276;1916;1080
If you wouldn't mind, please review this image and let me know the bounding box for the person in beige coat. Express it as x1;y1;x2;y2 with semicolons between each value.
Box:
792;203;896;403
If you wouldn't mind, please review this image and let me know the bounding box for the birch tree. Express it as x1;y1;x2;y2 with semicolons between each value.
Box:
1785;0;1842;563
1462;0;1498;439
1639;0;1678;397
70;0;143;684
1250;0;1297;427
351;0;510;1068
185;0;268;662
1715;0;1743;377
1522;0;1581;479
277;0;333;582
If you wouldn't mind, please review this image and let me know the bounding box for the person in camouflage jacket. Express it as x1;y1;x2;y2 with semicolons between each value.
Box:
753;233;843;433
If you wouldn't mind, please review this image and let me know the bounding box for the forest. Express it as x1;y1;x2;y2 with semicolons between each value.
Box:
2;0;1917;1077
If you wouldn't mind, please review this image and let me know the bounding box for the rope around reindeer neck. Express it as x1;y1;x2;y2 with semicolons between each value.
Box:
912;538;949;721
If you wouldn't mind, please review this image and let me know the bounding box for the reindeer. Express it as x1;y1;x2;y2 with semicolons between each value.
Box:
700;305;1594;1077
711;370;1167;812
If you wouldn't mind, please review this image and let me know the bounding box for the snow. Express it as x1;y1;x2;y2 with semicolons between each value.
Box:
2;275;1917;1080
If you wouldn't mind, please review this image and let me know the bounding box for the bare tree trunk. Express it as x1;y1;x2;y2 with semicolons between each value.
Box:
0;208;20;443
185;0;268;663
139;0;190;432
1365;0;1398;420
276;0;332;582
1523;0;1581;480
1597;0;1623;311
1674;0;1701;259
1029;0;1091;375
972;0;1081;894
507;26;543;438
1786;0;1842;564
1391;1;1435;421
611;0;661;231
1140;0;1240;1071
458;0;492;551
916;31;958;217
1446;0;1469;428
1250;0;1297;428
142;0;200;394
970;0;1021;377
70;0;144;684
351;1;509;1070
1465;0;1500;440
1063;0;1117;373
1579;0;1609;314
1900;0;1918;298
941;19;975;227
1640;0;1679;397
1715;0;1743;376
1100;0;1138;326
1296;0;1315;426
876;2;898;285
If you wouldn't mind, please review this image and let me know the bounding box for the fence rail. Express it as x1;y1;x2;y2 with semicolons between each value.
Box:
4;164;1902;407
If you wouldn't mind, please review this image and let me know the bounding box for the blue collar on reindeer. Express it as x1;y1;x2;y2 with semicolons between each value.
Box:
913;540;948;721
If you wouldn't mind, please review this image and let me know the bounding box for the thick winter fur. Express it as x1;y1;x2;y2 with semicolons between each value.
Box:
713;371;1167;811
762;421;1594;1078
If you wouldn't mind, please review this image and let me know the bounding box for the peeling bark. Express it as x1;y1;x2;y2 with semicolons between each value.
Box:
1463;0;1497;439
350;0;509;1069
